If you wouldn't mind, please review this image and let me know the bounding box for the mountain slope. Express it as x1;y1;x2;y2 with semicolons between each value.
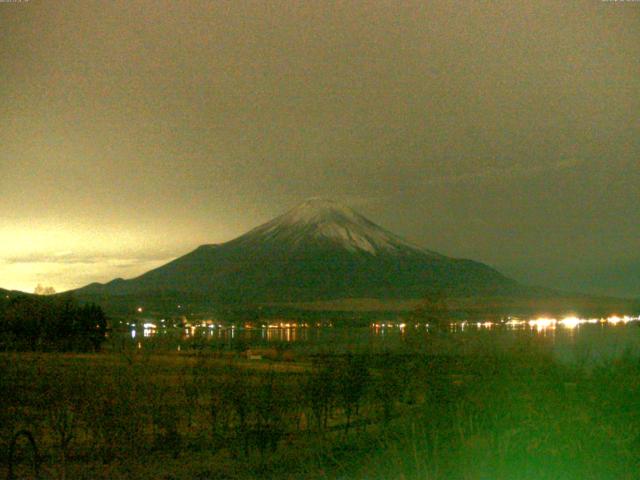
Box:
76;199;521;308
229;198;442;256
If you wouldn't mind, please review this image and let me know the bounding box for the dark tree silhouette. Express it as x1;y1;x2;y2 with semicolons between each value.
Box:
0;293;107;351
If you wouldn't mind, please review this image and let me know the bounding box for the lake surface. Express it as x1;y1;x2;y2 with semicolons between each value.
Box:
112;315;640;363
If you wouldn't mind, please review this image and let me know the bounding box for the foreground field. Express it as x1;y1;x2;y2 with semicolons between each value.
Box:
2;340;640;479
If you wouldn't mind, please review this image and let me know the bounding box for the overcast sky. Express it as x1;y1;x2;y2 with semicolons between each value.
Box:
1;0;638;297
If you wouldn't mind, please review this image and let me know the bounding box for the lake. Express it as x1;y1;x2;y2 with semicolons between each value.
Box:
112;314;640;363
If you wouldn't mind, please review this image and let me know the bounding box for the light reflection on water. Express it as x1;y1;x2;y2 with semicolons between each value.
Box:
118;315;640;363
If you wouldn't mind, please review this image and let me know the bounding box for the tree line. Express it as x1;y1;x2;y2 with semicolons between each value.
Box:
0;293;107;351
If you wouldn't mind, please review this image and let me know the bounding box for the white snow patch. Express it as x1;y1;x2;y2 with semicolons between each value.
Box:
315;223;377;253
238;198;430;255
277;198;362;226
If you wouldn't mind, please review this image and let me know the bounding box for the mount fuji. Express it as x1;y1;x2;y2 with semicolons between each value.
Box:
76;199;523;311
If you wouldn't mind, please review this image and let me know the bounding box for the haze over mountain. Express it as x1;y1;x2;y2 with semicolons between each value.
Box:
76;199;528;311
2;2;637;298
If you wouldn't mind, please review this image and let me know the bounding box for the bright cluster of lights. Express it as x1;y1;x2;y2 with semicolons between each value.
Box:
142;322;157;337
519;315;639;331
368;315;640;333
558;316;580;328
266;322;309;329
505;318;526;327
371;322;419;329
528;317;556;331
606;315;635;325
126;314;640;343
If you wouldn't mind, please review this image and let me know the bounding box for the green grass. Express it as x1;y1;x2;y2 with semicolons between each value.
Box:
2;341;640;479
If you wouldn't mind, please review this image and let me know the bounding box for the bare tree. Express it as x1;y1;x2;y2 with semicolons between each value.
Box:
34;284;56;296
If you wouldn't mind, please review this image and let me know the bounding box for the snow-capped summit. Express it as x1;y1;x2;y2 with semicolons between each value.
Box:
76;199;518;306
273;198;366;226
234;198;434;256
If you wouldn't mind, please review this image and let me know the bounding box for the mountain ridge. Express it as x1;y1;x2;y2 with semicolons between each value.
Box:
74;199;521;311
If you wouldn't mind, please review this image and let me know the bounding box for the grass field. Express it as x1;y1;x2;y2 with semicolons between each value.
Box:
2;338;640;479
